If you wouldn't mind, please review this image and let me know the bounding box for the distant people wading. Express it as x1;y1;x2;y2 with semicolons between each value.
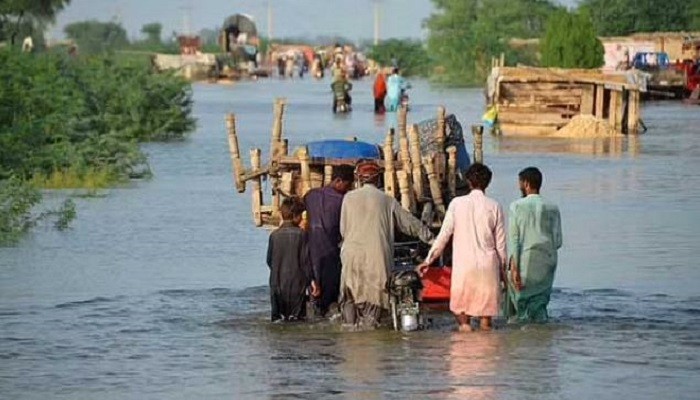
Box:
505;167;562;323
373;70;387;114
418;163;507;331
303;166;355;317
339;160;433;329
386;68;408;112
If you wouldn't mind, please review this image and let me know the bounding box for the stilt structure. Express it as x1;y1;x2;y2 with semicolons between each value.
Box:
486;67;645;136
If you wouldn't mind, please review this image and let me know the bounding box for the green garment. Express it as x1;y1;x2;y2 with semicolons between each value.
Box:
505;194;562;323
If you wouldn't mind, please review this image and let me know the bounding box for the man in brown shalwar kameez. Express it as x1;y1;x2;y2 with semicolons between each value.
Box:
338;160;434;328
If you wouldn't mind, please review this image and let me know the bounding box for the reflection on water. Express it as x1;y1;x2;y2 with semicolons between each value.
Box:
492;135;642;157
1;80;699;399
447;333;501;399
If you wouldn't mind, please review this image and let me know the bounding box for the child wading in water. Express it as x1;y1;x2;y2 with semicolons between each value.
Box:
266;197;319;322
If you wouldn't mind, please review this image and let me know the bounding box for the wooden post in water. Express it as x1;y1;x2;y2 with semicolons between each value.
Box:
298;146;312;196
609;90;623;132
226;113;246;193
383;130;396;197
270;98;286;159
250;148;263;227
397;170;412;211
595;85;605;118
423;155;445;218
627;90;640;134
408;125;424;200
471;125;484;164
446;146;457;199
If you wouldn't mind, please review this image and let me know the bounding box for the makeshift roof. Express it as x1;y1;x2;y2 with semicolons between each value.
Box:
492;67;644;90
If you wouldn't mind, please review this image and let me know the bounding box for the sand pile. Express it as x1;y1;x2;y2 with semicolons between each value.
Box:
552;115;621;138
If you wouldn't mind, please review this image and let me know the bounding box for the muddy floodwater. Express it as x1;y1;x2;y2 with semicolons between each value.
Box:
1;78;699;399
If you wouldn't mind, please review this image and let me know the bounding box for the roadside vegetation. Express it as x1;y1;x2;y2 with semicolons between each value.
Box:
367;39;432;77
0;5;195;245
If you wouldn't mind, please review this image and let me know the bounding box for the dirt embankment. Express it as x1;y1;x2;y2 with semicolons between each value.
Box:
551;115;622;138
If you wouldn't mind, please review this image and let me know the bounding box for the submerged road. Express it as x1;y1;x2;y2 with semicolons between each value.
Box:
1;78;699;399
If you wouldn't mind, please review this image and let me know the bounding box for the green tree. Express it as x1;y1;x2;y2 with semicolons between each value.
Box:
368;39;432;76
579;0;693;36
425;0;559;85
540;9;604;68
64;20;129;54
0;0;71;45
140;22;162;44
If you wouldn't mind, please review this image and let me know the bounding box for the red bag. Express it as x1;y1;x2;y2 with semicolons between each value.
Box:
421;266;451;303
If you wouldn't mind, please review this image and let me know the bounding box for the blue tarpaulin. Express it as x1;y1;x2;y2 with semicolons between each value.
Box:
306;140;381;160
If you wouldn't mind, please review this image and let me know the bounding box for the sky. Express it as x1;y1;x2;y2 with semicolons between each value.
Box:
48;0;435;42
48;0;577;43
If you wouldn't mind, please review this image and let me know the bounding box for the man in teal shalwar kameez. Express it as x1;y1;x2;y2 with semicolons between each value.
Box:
505;167;562;323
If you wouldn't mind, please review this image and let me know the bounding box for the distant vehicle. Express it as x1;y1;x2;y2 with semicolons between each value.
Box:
218;14;261;78
632;52;686;99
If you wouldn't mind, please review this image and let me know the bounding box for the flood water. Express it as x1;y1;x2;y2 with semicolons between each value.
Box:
1;78;699;399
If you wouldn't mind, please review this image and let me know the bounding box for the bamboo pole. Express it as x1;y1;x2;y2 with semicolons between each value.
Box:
298;146;312;196
423;155;445;217
383;130;396;197
398;105;408;140
270;98;286;159
471;125;484;164
446;146;457;199
324;164;333;186
250;148;263;227
280;171;293;195
436;106;446;153
435;106;447;181
408;124;424;199
397;170;412;211
226;113;246;193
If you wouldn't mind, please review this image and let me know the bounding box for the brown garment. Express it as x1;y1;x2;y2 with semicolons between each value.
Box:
339;184;433;316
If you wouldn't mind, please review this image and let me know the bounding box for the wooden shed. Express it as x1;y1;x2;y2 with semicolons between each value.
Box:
487;67;644;136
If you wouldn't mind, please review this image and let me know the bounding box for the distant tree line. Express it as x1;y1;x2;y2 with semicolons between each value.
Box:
425;0;700;85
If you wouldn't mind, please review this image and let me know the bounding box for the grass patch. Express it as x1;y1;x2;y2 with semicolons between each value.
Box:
29;167;122;190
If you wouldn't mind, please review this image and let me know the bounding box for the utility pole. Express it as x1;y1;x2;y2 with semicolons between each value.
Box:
180;1;192;35
373;0;381;46
267;0;273;42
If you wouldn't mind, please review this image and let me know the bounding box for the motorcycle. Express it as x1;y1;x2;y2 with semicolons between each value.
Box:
388;242;425;331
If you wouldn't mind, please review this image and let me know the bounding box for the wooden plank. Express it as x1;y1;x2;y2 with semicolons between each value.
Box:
612;91;624;131
497;105;578;115
609;91;618;131
499;123;560;137
498;110;573;125
595;85;605;118
627;90;640;134
503;86;583;97
580;84;594;115
501;82;580;92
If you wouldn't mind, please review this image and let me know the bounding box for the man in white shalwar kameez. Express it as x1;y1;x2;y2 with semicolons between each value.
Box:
419;163;507;331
